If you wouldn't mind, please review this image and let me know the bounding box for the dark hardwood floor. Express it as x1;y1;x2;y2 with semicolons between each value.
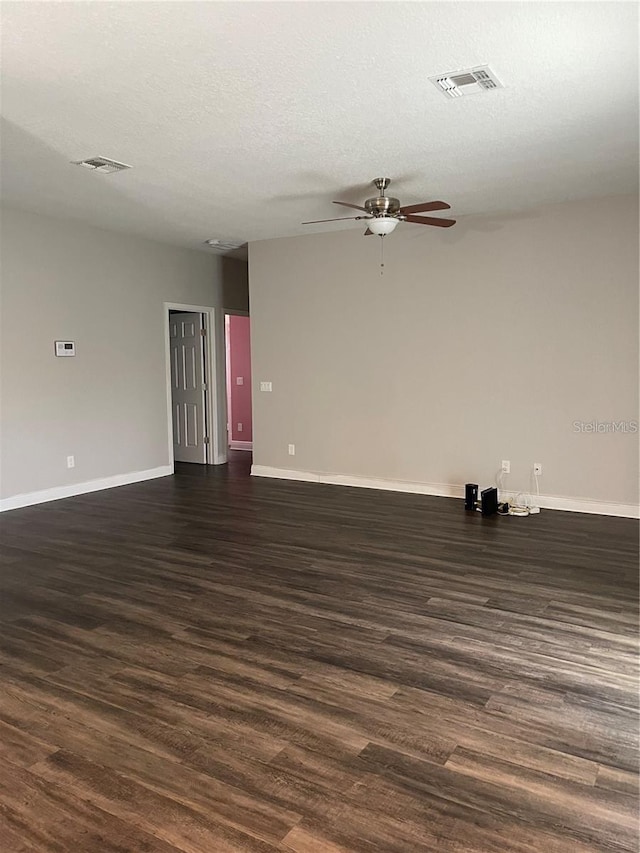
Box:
0;452;638;852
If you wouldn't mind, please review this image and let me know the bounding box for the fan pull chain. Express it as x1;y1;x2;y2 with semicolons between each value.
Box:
380;235;384;276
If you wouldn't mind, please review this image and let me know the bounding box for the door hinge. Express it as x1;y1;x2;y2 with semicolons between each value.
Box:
202;383;208;391
204;436;210;445
200;328;207;336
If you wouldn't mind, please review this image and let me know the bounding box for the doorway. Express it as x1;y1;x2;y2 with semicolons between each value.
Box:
164;302;226;467
224;313;252;451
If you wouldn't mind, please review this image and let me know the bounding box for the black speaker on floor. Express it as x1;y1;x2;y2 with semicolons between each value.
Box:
481;487;498;516
465;483;478;511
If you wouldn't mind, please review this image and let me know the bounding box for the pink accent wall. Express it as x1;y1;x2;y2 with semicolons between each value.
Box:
226;315;252;443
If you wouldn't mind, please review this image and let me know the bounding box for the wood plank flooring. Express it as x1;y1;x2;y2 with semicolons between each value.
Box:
0;452;638;852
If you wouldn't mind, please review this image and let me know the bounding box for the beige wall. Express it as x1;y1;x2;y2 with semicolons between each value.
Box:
222;257;249;314
1;207;223;501
249;194;639;509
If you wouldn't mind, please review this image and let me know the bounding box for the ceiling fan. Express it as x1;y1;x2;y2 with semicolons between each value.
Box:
302;178;456;235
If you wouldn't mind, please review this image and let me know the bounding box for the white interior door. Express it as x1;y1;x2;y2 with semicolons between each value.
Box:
170;312;208;463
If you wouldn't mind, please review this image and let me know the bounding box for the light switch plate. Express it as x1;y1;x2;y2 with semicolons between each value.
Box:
260;381;272;392
236;376;244;385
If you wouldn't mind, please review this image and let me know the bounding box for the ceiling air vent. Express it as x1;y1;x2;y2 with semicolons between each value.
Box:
72;156;132;174
430;66;503;99
204;238;245;253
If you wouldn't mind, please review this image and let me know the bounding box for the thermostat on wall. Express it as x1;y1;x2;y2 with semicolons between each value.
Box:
55;341;75;357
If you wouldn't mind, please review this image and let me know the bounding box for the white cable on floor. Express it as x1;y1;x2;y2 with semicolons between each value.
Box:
509;492;531;516
493;467;541;517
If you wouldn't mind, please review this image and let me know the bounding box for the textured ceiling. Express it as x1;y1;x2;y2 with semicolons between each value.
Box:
1;2;638;254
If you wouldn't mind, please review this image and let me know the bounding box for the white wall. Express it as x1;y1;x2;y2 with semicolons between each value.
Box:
249;194;639;515
1;207;223;504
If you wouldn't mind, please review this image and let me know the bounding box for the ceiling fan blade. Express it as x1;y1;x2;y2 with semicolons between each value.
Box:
399;200;451;215
302;216;367;224
333;201;368;212
404;215;456;228
364;228;373;236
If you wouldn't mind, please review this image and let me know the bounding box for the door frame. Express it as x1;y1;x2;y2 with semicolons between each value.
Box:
164;302;227;467
224;309;251;452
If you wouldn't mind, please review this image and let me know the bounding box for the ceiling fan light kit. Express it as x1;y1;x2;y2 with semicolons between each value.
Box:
368;217;399;236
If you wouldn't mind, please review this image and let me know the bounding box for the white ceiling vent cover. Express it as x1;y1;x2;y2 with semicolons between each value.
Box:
204;238;245;252
430;66;503;99
72;156;132;174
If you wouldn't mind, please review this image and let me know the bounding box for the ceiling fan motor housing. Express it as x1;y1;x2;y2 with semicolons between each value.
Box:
367;177;401;217
365;196;401;216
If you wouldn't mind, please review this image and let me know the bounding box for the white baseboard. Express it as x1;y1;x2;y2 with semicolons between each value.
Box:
251;466;464;498
506;492;639;519
0;465;173;513
251;465;639;519
229;441;253;451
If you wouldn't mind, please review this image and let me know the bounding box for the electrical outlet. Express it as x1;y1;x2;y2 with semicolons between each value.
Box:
237;423;243;433
288;444;295;456
236;376;243;385
67;455;75;469
501;460;510;474
533;463;542;475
